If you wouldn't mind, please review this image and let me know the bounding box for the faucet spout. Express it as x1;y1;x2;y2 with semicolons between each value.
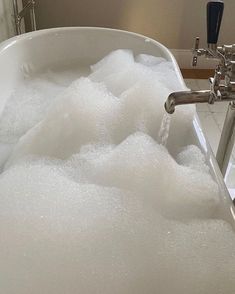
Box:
164;90;212;114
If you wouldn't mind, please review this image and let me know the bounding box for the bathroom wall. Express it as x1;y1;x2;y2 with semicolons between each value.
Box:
0;0;16;43
30;0;235;49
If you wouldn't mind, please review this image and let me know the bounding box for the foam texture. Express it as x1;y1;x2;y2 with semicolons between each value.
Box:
5;51;195;164
0;50;234;294
0;159;234;294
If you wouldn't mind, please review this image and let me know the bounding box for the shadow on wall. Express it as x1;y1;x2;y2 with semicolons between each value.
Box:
179;0;235;49
24;0;127;32
24;0;235;49
25;0;184;48
0;0;15;42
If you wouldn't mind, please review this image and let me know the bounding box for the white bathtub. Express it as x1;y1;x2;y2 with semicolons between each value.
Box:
0;27;234;220
0;27;235;292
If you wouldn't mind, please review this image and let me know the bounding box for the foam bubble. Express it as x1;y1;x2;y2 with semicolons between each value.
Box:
61;132;220;220
0;161;234;293
0;49;233;294
135;54;166;67
5;51;196;165
90;49;135;81
5;78;120;165
0;77;64;144
176;144;210;173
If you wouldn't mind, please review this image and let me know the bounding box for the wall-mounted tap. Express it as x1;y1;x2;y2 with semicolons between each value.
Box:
165;1;235;176
165;1;232;114
192;1;224;65
165;41;235;114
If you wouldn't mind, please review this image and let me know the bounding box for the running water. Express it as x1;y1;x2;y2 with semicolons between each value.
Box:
158;113;171;146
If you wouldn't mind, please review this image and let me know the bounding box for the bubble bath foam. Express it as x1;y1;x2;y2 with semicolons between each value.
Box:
0;28;235;294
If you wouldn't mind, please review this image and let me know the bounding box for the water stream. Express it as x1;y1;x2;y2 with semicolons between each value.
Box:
158;113;171;146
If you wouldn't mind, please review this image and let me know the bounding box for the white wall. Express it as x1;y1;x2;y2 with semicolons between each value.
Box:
34;0;235;49
0;0;16;43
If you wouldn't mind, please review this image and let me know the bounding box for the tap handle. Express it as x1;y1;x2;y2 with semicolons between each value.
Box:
207;1;224;45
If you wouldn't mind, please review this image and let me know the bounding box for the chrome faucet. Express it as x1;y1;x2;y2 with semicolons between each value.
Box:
13;0;37;35
165;42;235;115
165;1;235;176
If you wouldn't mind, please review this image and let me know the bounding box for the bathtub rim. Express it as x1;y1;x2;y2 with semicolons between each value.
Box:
0;26;185;87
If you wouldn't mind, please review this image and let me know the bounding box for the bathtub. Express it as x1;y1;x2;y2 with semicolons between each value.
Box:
0;27;235;291
1;27;234;213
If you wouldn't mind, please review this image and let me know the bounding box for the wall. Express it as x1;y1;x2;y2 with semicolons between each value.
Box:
31;0;235;49
0;0;16;43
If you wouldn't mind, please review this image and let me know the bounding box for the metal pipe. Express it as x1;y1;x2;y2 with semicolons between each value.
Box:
30;1;37;31
13;0;21;35
12;0;37;35
164;90;212;114
18;1;33;19
216;102;235;176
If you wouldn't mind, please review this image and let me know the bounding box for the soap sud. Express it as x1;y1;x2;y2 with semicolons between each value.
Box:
6;70;194;164
0;49;234;293
0;77;64;144
0;142;14;171
0;68;85;166
90;50;184;96
62;133;220;220
90;49;135;80
176;145;210;173
136;54;166;66
0;159;234;293
1;154;235;293
5;78;120;164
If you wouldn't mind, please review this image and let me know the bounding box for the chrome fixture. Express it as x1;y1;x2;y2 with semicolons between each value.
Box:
165;1;235;176
13;0;37;35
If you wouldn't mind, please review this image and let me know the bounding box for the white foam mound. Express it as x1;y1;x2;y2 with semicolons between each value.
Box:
90;49;135;81
0;77;64;144
176;144;210;173
5;78;119;164
63;132;220;219
0;159;235;294
0;49;234;294
6;51;194;165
